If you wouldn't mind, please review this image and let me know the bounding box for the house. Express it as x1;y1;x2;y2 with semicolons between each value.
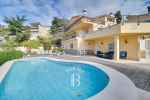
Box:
30;23;50;40
62;14;150;61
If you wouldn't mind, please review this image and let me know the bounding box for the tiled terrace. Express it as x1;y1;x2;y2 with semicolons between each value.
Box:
51;55;150;100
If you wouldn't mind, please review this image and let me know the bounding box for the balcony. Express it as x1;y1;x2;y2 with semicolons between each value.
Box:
82;24;120;40
121;23;150;34
81;22;150;40
63;33;77;40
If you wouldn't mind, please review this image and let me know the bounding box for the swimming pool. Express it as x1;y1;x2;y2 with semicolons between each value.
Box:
0;58;109;100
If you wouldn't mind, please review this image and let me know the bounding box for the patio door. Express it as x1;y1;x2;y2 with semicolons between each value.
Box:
95;43;101;52
108;43;114;52
145;39;150;59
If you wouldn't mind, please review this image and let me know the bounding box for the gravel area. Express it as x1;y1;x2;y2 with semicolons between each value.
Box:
52;55;150;92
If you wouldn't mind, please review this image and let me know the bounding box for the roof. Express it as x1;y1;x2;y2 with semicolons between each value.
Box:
65;15;116;31
65;16;84;31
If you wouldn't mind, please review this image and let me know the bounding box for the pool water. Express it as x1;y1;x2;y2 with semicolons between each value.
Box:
0;58;109;100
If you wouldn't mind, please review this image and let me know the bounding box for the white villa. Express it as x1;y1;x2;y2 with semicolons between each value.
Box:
30;24;50;40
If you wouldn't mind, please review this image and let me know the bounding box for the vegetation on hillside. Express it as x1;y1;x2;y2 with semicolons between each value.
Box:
115;11;122;24
4;16;30;42
38;36;52;50
1;38;18;50
21;40;41;49
50;17;68;47
50;17;67;34
0;16;31;50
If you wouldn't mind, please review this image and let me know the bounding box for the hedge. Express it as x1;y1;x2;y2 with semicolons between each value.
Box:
0;50;24;65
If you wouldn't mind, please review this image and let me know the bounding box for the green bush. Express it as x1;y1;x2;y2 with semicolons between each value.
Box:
57;48;64;52
0;50;24;65
52;48;64;53
22;40;41;49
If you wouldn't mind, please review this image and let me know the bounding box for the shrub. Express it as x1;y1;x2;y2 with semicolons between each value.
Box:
52;48;64;53
21;40;41;49
0;50;24;65
38;36;52;50
1;39;18;51
57;48;64;52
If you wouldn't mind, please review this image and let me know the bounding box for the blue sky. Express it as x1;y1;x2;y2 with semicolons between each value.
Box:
0;0;149;25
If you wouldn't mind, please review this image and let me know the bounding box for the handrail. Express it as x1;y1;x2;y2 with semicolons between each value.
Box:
86;24;120;35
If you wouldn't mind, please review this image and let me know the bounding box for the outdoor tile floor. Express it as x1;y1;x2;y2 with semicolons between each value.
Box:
25;55;150;100
52;55;150;92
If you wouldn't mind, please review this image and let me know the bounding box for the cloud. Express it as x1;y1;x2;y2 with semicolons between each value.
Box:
121;0;147;15
0;0;148;25
57;0;147;17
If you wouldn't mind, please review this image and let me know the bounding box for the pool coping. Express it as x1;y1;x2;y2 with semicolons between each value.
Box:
0;60;15;83
0;57;139;100
48;57;139;100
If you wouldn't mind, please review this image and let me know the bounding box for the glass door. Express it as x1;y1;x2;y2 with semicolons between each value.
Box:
145;39;150;59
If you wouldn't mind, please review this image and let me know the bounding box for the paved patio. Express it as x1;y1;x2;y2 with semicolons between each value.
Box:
50;55;150;99
53;55;150;92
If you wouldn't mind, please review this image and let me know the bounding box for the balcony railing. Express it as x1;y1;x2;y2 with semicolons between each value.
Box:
82;24;120;40
63;33;77;40
121;23;150;33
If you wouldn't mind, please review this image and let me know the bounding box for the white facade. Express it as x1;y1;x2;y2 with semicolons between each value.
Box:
30;25;49;40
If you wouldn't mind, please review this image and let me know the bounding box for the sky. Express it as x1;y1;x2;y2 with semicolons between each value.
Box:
0;0;149;25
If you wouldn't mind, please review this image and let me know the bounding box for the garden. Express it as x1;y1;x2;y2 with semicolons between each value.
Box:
0;16;64;65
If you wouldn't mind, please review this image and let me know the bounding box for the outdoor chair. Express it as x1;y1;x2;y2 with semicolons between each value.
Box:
103;51;114;59
96;51;104;57
120;51;127;59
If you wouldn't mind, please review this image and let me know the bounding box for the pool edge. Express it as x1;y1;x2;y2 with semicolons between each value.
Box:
0;57;139;100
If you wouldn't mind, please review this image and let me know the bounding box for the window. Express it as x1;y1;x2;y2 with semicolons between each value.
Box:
144;20;150;23
145;40;150;50
70;43;73;49
32;31;38;34
108;43;114;51
96;43;101;51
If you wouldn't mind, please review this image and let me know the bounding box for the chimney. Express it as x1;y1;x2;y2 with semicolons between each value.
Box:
147;6;150;14
82;9;87;16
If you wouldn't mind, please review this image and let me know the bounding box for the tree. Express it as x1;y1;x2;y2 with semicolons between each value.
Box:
22;40;41;49
115;11;122;24
38;36;52;50
50;17;67;34
52;39;62;48
4;16;30;42
1;38;18;50
0;26;9;39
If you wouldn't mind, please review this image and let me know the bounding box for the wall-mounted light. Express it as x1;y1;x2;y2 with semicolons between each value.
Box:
125;39;128;44
82;9;87;16
142;36;145;40
88;42;91;45
137;22;140;26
